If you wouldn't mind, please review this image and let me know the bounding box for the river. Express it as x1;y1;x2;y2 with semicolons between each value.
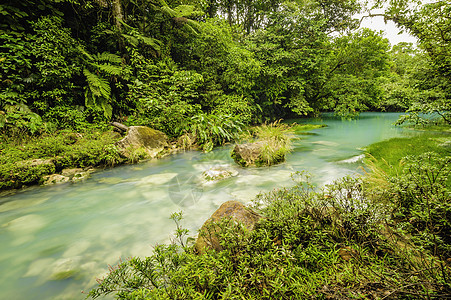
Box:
0;112;414;299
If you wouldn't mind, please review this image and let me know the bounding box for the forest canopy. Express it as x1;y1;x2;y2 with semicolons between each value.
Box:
1;0;450;139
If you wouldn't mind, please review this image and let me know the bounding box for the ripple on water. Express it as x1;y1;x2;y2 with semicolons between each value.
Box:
135;172;178;185
0;197;50;213
2;214;47;234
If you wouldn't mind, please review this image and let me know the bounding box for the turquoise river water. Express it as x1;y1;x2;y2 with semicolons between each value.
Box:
0;113;416;299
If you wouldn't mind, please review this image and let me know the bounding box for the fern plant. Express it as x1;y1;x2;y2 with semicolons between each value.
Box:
152;0;202;34
79;48;124;119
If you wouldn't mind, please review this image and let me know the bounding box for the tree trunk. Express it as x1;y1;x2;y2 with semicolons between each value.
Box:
110;122;129;132
112;0;124;30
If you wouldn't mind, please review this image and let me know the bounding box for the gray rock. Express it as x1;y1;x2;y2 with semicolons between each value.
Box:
232;140;286;167
61;168;84;177
71;171;90;183
231;141;266;167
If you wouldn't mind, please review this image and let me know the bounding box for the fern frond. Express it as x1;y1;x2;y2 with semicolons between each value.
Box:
83;68;111;100
96;52;122;64
100;101;113;119
172;5;203;18
122;34;139;47
77;46;94;61
94;63;122;76
160;6;176;18
85;89;95;107
138;35;161;51
185;19;201;34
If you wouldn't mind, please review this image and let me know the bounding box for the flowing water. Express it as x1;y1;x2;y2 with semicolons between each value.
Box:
0;112;415;299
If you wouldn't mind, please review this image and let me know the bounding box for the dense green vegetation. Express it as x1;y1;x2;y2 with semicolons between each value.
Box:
1;0;449;190
1;0;449;139
0;130;123;189
1;0;450;298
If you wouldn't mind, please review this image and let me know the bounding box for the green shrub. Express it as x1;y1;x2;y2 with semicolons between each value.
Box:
0;160;55;190
186;113;244;151
386;152;451;257
0;130;123;190
88;173;449;299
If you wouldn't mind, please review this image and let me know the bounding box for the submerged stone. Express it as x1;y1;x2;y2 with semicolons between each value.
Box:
201;166;238;182
0;197;49;213
137;172;178;185
2;214;47;234
49;257;81;281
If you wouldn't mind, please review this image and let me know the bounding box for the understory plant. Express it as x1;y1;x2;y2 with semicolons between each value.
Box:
185;113;244;152
88;172;450;299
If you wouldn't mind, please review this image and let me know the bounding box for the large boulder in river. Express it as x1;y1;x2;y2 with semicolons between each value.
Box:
115;126;168;159
195;201;262;254
231;141;286;167
231;141;266;167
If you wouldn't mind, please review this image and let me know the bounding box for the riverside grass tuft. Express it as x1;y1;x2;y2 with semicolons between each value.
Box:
88;170;450;300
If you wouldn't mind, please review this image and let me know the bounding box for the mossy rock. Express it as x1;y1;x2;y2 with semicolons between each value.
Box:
0;159;56;190
115;126;168;159
232;141;286;167
195;201;262;254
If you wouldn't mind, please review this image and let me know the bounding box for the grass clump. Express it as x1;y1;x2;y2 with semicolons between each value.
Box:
254;121;294;166
87;172;450;300
364;133;451;175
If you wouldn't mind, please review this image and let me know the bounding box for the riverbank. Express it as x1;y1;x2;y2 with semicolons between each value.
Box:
0;123;325;193
88;125;451;299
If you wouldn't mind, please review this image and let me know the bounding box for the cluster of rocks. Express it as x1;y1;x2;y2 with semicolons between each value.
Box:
43;168;95;185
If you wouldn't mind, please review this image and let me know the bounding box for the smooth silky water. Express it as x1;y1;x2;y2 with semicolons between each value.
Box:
0;112;416;299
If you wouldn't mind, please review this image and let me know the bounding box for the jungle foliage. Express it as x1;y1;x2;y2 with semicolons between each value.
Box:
2;0;449;142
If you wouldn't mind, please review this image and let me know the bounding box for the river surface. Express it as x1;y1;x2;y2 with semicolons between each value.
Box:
0;112;415;299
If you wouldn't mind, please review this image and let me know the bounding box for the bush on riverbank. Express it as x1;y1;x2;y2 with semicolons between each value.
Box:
365;135;451;260
88;170;450;299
